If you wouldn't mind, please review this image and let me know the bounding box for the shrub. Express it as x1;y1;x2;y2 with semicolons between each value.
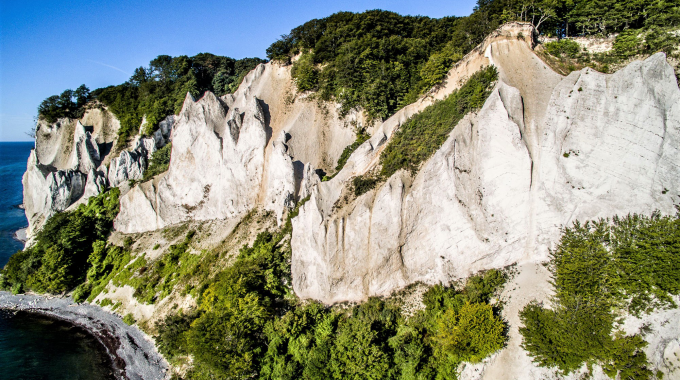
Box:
143;143;172;181
544;39;581;58
291;53;319;92
380;66;497;178
123;313;136;325
353;174;381;196
520;213;680;378
613;29;641;58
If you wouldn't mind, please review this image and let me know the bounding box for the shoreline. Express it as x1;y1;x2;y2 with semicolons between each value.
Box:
12;227;27;243
0;291;168;380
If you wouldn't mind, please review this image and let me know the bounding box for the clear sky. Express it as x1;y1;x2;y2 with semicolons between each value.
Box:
0;0;477;141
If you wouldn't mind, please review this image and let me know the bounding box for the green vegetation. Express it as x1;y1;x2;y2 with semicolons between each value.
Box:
39;54;264;149
93;54;265;149
155;235;507;380
353;174;382;197
0;188;120;294
269;1;679;123
380;66;497;178
476;0;679;37
267;10;467;121
335;130;370;173
143;143;172;181
37;85;92;124
541;27;680;75
123;313;136;325
291;53;319;92
544;39;581;59
519;213;680;378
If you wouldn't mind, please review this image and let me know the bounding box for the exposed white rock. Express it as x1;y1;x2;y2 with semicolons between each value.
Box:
67;121;101;173
298;162;320;200
22;150;86;237
116;92;268;232
263;132;297;225
107;137;156;188
153;115;175;148
291;45;680;303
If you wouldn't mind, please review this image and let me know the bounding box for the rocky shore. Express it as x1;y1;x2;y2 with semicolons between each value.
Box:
0;292;168;380
12;227;27;243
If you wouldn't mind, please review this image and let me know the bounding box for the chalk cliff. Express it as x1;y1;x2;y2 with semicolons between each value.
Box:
291;27;680;304
23;108;173;238
20;22;680;379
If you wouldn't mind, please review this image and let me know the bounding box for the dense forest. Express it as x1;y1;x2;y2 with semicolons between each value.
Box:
267;0;679;123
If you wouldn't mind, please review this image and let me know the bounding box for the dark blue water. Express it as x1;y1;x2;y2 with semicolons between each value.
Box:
0;310;115;380
0;142;116;379
0;142;32;268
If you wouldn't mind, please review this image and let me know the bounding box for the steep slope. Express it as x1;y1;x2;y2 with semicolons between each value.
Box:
23;107;169;238
114;61;358;233
290;24;680;304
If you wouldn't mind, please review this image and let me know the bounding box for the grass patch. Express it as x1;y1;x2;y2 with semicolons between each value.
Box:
335;130;370;174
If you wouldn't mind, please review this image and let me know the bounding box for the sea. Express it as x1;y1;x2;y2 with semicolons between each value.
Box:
0;142;115;380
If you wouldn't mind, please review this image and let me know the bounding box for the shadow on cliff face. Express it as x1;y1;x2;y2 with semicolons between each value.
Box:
257;99;272;146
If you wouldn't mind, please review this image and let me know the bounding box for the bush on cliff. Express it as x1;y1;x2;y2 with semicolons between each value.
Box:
519;213;680;378
143;142;172;181
0;188;120;294
380;66;497;178
37;85;92;124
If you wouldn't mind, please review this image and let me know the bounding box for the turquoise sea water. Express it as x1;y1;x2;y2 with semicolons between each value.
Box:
0;142;115;380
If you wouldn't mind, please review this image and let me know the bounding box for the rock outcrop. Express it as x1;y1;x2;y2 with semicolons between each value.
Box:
291;26;680;303
23;107;173;238
115;91;298;232
115;61;358;233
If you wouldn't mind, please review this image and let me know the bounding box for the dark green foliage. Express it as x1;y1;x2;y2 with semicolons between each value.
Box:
123;313;136;325
38;85;91;124
380;66;497;178
291;53;319;92
613;29;642;58
476;0;680;37
353;174;382;197
335;131;370;173
417;41;464;94
0;188;120;294
544;39;581;58
267;10;464;121
156;248;507;380
520;213;680;378
92;54;265;149
143;143;172;181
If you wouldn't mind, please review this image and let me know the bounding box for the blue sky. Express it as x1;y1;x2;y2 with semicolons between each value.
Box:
0;0;477;141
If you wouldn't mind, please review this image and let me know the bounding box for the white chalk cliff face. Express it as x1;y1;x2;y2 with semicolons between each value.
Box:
23;109;172;238
291;27;680;303
115;62;357;233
